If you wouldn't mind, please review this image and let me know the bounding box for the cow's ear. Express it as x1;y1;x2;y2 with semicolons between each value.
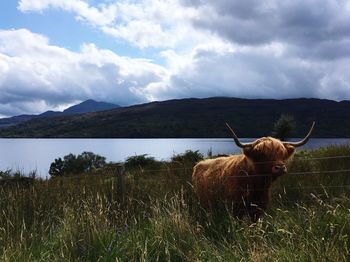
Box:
243;146;255;159
284;144;295;157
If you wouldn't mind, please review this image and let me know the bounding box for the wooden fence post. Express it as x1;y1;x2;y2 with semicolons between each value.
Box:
116;164;126;205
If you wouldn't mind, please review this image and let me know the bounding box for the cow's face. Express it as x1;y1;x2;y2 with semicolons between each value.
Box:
225;122;314;176
243;137;295;176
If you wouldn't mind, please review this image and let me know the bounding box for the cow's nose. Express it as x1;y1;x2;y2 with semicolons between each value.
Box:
273;165;287;174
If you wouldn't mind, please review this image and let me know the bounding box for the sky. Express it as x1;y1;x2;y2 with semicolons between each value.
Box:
0;0;350;117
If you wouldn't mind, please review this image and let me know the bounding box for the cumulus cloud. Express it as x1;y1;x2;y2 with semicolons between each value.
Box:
17;0;350;57
0;29;168;116
141;44;328;101
183;0;350;59
18;0;201;49
1;0;349;117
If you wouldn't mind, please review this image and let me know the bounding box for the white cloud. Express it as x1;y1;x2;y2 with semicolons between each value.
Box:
102;21;176;49
2;0;349;117
18;0;118;26
1;26;350;117
17;0;350;55
141;43;350;102
17;0;205;49
105;0;200;48
0;29;168;116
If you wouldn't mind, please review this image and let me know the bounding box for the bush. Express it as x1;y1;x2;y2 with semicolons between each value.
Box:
124;154;161;171
272;114;295;141
0;170;12;178
171;150;204;165
49;152;106;177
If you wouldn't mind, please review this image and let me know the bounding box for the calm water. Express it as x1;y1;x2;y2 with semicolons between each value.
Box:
0;138;349;177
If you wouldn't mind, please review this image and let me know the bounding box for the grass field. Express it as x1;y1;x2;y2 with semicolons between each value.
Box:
1;145;350;261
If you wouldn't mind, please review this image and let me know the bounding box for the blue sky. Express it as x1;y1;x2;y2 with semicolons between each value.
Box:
0;1;159;59
0;0;350;117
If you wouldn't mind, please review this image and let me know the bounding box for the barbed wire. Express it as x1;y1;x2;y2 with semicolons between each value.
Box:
2;154;350;182
2;155;350;211
293;155;350;161
2;167;350;182
3;177;350;194
121;154;350;173
0;190;345;206
133;168;350;178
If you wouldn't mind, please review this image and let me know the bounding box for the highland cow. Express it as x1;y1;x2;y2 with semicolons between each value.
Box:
192;122;315;221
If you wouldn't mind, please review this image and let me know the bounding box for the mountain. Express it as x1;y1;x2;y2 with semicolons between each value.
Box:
0;97;349;138
0;99;120;129
0;114;36;129
39;110;62;118
63;99;119;114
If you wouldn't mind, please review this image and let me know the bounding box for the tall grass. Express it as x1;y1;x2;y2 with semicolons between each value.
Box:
1;145;350;261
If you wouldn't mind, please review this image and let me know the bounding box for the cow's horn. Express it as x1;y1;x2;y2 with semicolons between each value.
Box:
226;123;253;148
283;121;315;147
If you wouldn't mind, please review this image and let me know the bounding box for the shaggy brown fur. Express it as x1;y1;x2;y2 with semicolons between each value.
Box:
192;137;295;221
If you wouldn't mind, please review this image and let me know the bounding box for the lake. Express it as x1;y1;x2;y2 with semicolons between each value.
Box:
0;138;349;177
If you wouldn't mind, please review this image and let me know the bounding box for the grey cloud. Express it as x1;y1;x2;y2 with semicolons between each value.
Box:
184;0;350;60
182;0;265;18
204;0;267;20
151;48;345;101
289;39;350;60
184;0;278;45
278;1;350;46
2;0;350;118
193;15;274;45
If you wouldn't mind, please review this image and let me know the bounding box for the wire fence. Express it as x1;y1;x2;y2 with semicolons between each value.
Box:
25;167;350;182
2;154;350;180
1;154;350;194
1;153;350;178
121;154;350;174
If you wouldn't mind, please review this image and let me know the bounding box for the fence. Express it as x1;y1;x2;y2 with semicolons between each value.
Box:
1;154;350;205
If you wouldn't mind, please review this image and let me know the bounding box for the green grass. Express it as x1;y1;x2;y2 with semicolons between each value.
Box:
1;145;350;261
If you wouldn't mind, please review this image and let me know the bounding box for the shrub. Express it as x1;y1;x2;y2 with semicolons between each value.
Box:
171;150;204;165
49;152;106;177
272;114;295;141
124;154;161;171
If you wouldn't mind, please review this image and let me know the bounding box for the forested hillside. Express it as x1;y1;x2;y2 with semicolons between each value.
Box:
0;97;349;138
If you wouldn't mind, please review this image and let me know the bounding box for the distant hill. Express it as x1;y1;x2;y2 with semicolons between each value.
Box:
38;110;62;118
0;97;349;138
63;99;119;114
0;114;36;129
0;99;120;129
